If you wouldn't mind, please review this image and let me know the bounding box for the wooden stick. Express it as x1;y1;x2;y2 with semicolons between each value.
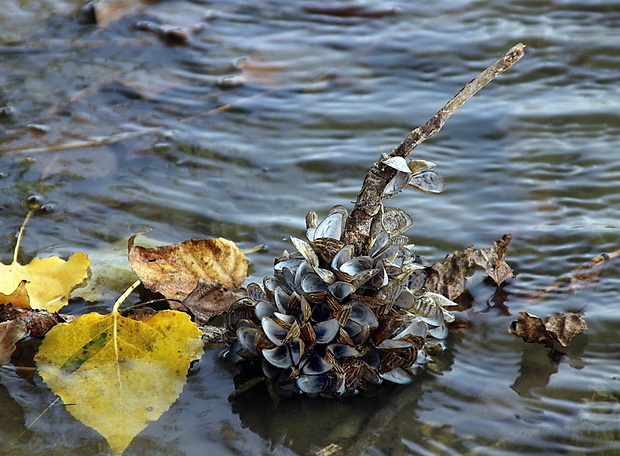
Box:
343;43;526;254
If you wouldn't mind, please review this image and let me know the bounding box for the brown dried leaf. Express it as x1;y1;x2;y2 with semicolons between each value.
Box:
509;311;552;347
424;234;513;300
509;311;587;348
0;304;69;338
0;320;26;366
178;279;244;325
128;236;248;301
544;312;588;347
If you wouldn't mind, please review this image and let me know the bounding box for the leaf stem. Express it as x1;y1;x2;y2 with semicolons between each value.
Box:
112;279;142;313
13;210;33;264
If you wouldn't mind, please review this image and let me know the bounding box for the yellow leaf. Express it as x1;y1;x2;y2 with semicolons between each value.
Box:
0;253;91;312
35;309;203;454
128;236;248;300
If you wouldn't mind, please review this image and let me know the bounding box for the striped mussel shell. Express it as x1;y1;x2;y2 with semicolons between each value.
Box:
226;205;456;397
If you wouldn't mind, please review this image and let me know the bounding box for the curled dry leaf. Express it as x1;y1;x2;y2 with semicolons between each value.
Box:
509;311;588;348
178;279;245;325
0;304;69;338
128;235;248;301
424;234;513;300
0;319;26;366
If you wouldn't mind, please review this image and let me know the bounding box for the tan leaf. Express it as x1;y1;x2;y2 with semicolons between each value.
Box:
179;279;244;325
128;236;248;300
0;320;26;366
509;311;552;347
544;312;588;347
509;311;587;348
424;234;513;300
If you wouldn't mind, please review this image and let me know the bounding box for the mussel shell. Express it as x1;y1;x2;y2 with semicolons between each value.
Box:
290;236;319;268
262;338;304;369
384;170;411;197
328;343;360;358
296;371;345;395
274;286;292;313
394;288;415;310
349;300;379;329
313;205;348;241
368;231;390;257
407;169;446;193
311;238;346;263
382;367;414;384
300;271;329;294
236;326;259;356
246;282;267;302
254;300;277;320
313;318;341;344
331;244;355;270
261;317;289;346
382;206;414;236
329;281;355;301
428;322;449;339
392;319;428;340
339;256;374;276
344;319;371;345
300;351;334;375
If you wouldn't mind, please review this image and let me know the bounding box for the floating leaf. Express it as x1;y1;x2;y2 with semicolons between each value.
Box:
424;234;513;300
0;320;26;366
35;309;203;454
128;235;248;300
0;253;92;312
509;311;588;348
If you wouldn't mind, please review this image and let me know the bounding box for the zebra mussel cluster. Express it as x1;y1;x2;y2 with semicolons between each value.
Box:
226;195;456;397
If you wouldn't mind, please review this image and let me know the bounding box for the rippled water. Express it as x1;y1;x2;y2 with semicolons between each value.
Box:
1;1;619;455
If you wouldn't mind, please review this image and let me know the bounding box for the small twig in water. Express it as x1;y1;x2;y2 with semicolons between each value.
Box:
343;43;526;254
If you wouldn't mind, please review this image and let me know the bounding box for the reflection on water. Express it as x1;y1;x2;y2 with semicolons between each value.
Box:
2;0;620;455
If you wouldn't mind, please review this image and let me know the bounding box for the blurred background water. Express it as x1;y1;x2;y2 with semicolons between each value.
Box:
1;1;619;455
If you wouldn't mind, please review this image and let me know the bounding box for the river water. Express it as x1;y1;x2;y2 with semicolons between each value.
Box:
1;1;619;455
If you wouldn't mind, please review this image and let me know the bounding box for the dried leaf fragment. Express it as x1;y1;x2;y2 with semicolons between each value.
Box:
179;279;244;325
0;320;26;366
424;234;513;300
509;311;587;348
128;236;248;300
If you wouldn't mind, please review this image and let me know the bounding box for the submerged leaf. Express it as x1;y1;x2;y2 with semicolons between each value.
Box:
0;320;26;366
128;236;248;300
35;310;203;454
0;253;92;312
509;311;587;348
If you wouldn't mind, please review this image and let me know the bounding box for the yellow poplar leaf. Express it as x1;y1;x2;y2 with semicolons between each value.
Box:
128;236;248;300
35;310;203;454
0;280;30;309
0;253;91;312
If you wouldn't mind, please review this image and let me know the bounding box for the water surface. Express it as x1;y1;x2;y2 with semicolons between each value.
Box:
1;1;619;455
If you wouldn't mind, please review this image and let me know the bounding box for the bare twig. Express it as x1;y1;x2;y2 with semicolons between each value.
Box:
343;43;526;254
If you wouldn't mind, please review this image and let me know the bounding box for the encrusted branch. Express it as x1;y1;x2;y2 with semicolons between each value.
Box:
343;43;526;254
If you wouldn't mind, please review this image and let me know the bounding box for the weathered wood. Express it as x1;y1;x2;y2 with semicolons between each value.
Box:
343;43;526;254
